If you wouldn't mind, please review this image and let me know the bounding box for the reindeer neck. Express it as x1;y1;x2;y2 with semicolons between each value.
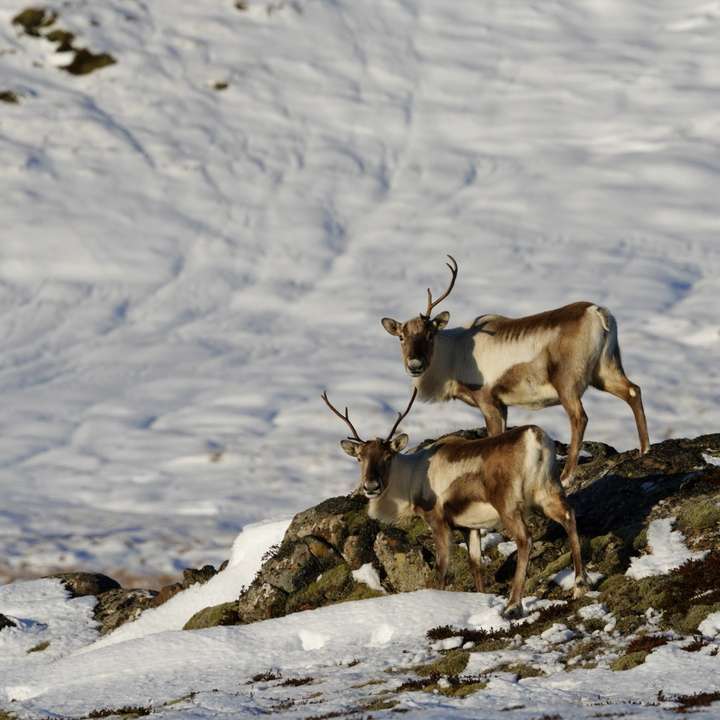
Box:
367;452;421;524
413;328;466;401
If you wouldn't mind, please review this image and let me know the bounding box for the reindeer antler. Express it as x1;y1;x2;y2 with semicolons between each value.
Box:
385;388;418;442
322;391;364;443
424;254;458;318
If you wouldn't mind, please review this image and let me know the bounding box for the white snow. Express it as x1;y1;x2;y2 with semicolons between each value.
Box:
699;611;720;638
497;541;519;558
0;561;718;719
703;453;720;467
352;563;385;593
0;579;97;670
550;568;604;591
626;517;707;580
81;517;289;652
540;623;576;645
1;0;720;584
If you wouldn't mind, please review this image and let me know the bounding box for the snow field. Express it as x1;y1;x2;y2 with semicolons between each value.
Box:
1;0;720;581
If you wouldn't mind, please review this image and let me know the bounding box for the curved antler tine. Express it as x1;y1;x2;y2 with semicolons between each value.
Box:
425;255;459;317
386;387;418;441
322;391;364;443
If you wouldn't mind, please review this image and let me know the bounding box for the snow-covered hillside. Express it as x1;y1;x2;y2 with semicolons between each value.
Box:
1;0;719;581
2;518;719;719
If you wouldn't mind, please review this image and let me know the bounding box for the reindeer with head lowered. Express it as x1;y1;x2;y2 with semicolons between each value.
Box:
323;388;588;618
381;256;650;484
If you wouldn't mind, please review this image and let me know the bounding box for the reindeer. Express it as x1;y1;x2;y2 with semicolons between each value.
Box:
323;389;588;618
380;256;650;484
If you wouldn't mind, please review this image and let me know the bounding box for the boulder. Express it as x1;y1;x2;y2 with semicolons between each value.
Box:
94;588;158;635
49;572;120;598
0;613;17;631
184;602;239;630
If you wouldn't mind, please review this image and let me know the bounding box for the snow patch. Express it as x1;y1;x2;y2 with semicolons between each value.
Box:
82;519;290;652
699;611;720;638
626;518;707;580
550;568;604;591
352;564;385;593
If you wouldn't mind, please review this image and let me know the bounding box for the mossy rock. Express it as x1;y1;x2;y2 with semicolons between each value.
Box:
285;563;354;614
27;640;50;653
495;662;545;678
677;603;720;635
415;649;470;678
12;7;57;35
0;91;20;104
183;602;239;630
61;49;116;76
600;551;720;634
611;650;648;671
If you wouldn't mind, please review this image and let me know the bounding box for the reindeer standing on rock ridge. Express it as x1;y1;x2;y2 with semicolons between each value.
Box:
323;388;588;618
380;256;650;484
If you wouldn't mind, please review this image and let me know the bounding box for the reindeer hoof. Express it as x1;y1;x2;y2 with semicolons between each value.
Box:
501;602;524;620
572;580;588;599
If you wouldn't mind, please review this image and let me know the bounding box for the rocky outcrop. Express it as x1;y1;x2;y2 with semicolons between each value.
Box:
49;572;121;598
0;613;17;631
215;431;720;632
20;432;718;640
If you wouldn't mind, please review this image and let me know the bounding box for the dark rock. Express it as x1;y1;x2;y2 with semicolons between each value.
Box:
150;582;184;608
94;588;157;635
0;91;20;104
0;613;17;631
12;7;57;36
61;48;116;76
49;572;121;598
237;582;288;623
183;564;217;587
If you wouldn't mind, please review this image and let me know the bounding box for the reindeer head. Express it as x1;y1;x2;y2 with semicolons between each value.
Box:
322;389;417;498
381;255;457;377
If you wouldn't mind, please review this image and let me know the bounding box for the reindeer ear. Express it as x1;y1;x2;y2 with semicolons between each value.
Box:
432;311;450;330
390;433;408;453
340;439;363;457
381;317;402;336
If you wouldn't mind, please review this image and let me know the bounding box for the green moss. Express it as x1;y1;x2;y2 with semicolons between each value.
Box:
566;637;604;667
285;563;353;613
399;515;430;544
611;651;648;671
27;640;50;653
677;603;720;634
343;582;384;602
360;696;398;711
440;680;487;697
582;618;607;633
495;662;544;678
415;649;470;678
677;501;720;531
183;601;238;630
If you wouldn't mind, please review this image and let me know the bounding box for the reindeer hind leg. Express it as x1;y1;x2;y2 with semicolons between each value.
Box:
593;354;650;455
539;491;588;598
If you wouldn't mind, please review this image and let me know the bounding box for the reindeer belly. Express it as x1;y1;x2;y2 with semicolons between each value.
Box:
495;363;560;410
451;502;501;530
